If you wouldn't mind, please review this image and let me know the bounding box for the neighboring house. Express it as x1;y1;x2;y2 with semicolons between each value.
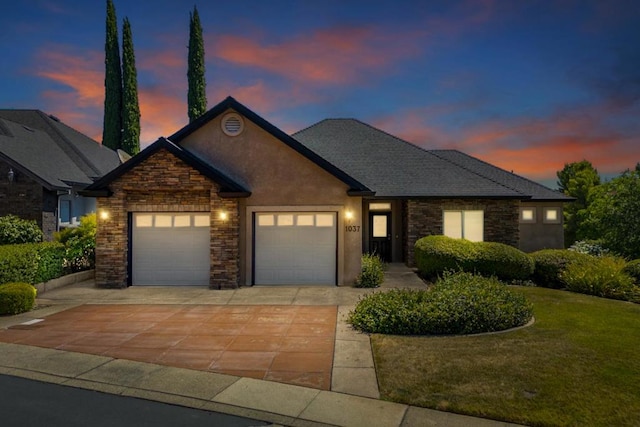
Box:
0;110;120;240
84;97;571;289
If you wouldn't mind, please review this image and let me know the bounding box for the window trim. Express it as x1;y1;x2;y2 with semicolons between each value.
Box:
543;207;561;224
519;207;536;224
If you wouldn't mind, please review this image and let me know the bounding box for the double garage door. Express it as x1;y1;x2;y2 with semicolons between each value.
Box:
131;211;337;286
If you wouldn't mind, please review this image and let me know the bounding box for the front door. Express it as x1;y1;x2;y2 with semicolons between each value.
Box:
369;212;391;262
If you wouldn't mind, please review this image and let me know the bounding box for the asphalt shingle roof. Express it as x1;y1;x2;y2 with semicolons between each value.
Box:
0;110;120;190
293;119;543;199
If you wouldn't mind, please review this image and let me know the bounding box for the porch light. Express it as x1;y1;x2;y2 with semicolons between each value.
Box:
7;168;14;183
99;210;109;220
345;210;354;220
219;211;228;221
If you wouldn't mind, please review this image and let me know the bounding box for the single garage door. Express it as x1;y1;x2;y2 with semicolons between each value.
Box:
132;213;210;285
254;212;337;285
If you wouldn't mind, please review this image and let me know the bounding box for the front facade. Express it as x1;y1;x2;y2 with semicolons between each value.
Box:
86;97;570;289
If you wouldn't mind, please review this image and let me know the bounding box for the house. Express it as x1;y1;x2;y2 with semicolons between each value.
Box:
0;110;121;240
84;97;571;289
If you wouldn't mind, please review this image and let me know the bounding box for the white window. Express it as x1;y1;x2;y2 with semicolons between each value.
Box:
520;208;536;223
443;210;484;242
543;207;561;224
369;202;391;211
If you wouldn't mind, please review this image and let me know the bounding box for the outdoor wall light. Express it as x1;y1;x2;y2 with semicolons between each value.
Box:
7;168;14;183
99;210;109;220
219;211;228;221
345;210;354;220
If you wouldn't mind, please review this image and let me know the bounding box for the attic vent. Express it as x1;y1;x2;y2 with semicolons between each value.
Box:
221;113;244;137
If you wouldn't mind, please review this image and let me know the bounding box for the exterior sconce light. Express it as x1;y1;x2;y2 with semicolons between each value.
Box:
345;210;354;220
7;168;14;183
219;211;228;221
99;210;109;220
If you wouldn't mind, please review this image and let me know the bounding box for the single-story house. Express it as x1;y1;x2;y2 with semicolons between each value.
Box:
0;110;121;240
84;97;571;289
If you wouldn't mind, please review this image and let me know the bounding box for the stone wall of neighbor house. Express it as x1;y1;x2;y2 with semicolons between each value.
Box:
0;161;59;240
96;148;240;289
405;198;520;266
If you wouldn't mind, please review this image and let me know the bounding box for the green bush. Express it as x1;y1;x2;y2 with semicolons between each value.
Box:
348;272;533;335
0;282;37;315
414;235;533;281
0;244;38;284
561;256;637;302
623;259;640;284
0;215;42;244
355;253;384;288
55;213;96;273
33;242;65;283
530;249;592;289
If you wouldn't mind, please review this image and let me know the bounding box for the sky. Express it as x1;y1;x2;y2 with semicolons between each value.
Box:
1;0;639;187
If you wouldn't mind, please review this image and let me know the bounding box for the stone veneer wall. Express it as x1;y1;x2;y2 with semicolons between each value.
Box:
95;148;240;289
405;198;520;266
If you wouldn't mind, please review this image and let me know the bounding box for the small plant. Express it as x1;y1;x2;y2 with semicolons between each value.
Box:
348;271;533;335
355;253;384;288
623;259;640;285
55;213;96;273
561;255;637;302
569;240;609;257
0;282;37;315
0;215;43;245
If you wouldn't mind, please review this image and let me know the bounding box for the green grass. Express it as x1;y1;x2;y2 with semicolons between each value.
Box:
371;287;640;426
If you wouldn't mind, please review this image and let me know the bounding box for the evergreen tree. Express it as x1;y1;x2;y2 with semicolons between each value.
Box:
102;0;122;150
188;6;207;122
121;17;140;155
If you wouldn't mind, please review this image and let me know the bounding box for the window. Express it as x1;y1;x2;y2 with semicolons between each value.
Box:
520;207;536;223
543;207;561;224
443;210;484;242
369;202;391;211
59;200;71;224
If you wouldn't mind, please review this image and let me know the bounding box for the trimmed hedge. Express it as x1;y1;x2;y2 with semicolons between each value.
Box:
0;282;37;315
348;272;533;335
0;242;65;285
355;253;384;288
530;249;592;289
0;215;43;244
414;235;534;281
562;256;638;302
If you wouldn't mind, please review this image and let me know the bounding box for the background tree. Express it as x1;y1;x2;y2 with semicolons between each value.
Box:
557;160;601;246
187;6;207;122
584;169;640;259
121;17;140;155
102;0;123;150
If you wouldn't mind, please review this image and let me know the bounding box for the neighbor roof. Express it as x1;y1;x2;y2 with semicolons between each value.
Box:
0;110;120;190
170;97;373;196
294;119;535;199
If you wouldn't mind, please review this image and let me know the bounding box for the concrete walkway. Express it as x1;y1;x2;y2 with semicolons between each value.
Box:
0;264;522;426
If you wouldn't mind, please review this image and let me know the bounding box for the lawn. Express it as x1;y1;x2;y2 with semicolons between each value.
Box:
371;287;640;426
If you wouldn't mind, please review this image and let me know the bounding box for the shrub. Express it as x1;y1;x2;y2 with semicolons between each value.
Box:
0;215;42;245
33;242;65;283
348;272;533;335
561;255;637;302
355;253;384;288
623;259;640;285
414;235;533;281
0;244;38;284
55;213;96;273
0;282;37;315
530;249;592;289
569;240;609;257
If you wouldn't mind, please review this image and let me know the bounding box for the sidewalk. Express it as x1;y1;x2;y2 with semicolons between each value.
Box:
0;265;522;426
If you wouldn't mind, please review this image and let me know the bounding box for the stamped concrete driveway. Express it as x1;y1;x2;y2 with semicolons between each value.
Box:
0;304;337;390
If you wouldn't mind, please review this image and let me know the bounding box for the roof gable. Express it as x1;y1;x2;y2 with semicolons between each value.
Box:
169;97;372;195
294;119;527;199
84;137;250;197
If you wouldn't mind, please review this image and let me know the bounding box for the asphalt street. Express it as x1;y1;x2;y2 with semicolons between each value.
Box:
0;374;269;427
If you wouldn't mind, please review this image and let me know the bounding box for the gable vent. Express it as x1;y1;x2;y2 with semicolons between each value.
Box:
221;113;244;137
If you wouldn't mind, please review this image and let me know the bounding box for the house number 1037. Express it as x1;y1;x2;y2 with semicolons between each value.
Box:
345;225;360;232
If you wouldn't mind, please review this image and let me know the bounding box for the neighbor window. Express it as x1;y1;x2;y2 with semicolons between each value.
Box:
443;210;484;242
543;207;561;224
520;207;536;223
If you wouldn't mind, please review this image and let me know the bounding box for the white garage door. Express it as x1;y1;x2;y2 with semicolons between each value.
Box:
254;212;337;285
132;213;210;286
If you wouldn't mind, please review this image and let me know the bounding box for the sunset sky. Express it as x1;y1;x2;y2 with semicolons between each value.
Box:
2;0;639;186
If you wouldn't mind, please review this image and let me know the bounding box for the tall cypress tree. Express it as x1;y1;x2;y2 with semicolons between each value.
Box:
187;6;207;122
121;17;140;155
102;0;122;150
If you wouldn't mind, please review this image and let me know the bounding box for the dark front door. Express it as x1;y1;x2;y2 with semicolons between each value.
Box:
369;212;392;262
